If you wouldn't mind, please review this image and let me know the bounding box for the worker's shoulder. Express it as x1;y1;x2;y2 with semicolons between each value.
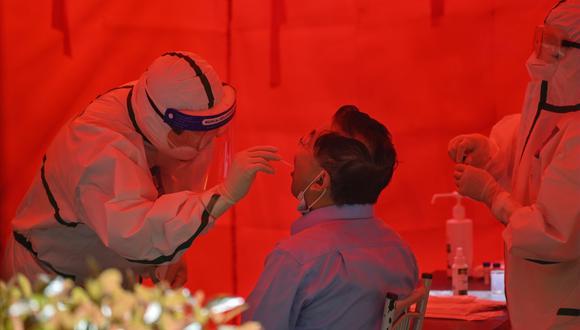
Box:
70;84;141;146
93;83;135;104
70;115;139;147
64;116;146;170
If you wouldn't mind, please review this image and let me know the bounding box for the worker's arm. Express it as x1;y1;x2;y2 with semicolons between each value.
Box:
496;123;580;262
485;114;521;189
76;135;278;265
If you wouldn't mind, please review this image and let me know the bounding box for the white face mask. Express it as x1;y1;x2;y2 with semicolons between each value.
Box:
163;144;200;161
296;171;327;214
526;52;559;81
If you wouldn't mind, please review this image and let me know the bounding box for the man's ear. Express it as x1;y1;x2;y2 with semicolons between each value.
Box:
311;170;330;191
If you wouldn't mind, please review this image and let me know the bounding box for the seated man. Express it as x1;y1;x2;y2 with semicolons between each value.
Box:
243;105;419;329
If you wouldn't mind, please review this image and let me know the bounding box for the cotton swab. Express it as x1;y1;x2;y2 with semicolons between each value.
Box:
280;159;293;168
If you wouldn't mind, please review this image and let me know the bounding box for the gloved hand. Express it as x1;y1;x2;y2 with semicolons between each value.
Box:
238;322;264;330
454;164;503;207
219;146;281;203
155;257;188;288
448;134;493;168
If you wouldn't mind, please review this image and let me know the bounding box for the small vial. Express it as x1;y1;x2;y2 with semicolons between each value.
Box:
452;247;469;296
491;262;505;295
482;261;491;286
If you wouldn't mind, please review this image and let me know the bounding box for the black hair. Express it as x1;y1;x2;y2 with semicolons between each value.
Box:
313;105;397;205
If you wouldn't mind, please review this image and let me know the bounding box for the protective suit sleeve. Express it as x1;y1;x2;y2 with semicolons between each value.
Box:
242;250;304;330
485;114;521;188
76;134;220;265
499;124;580;262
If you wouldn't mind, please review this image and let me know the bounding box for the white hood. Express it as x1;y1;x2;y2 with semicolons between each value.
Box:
132;51;236;160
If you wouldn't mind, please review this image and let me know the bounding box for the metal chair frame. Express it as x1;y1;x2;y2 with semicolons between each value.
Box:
382;273;433;330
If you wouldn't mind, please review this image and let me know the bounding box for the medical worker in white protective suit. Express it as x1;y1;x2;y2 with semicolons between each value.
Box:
1;51;280;286
448;1;579;329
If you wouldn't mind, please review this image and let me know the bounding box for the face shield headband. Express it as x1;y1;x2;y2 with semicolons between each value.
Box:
145;88;236;132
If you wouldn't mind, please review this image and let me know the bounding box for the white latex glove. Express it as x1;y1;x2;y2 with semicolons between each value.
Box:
219;146;281;203
453;164;502;207
448;134;493;168
155;257;188;288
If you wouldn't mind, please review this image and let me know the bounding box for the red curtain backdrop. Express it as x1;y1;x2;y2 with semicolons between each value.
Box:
1;0;555;297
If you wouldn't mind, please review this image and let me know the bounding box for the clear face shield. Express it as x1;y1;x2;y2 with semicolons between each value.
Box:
532;24;580;63
150;102;236;195
203;123;234;192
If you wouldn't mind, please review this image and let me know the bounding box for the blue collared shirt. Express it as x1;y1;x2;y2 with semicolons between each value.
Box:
243;205;419;330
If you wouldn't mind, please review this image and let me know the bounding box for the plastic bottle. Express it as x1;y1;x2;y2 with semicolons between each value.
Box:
452;247;469;296
431;191;473;276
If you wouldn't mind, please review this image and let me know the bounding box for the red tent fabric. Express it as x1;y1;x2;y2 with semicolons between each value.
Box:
0;0;554;297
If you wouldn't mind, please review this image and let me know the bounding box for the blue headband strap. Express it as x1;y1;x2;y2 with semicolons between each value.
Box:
145;88;235;131
164;104;236;131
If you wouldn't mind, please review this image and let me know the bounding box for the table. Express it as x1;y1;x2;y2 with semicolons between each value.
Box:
422;270;511;330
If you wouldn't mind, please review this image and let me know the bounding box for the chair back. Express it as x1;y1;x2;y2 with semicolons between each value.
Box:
381;273;433;330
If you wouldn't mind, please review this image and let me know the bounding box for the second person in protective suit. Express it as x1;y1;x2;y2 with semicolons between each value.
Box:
1;51;281;287
448;1;580;329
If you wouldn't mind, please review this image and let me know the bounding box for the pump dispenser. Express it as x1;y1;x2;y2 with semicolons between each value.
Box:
432;191;473;277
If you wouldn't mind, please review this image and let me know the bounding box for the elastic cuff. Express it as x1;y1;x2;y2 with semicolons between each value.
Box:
198;184;237;220
491;191;520;225
199;186;223;219
216;184;237;205
482;180;503;209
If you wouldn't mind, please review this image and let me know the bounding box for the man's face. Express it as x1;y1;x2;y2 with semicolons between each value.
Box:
291;123;330;198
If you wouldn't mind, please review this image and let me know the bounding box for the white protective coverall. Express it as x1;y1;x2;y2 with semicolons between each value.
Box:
2;52;251;283
480;1;580;328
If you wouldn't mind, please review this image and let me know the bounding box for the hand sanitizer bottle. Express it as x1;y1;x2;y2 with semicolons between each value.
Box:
432;191;473;277
452;247;469;296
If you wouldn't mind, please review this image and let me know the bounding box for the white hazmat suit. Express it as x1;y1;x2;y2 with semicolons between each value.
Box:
449;1;580;328
2;51;279;284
